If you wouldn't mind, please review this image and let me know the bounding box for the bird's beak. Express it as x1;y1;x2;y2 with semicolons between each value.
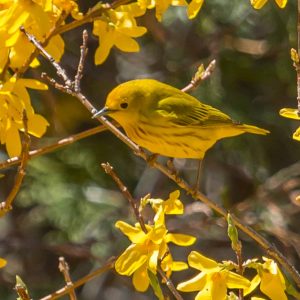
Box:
92;107;111;119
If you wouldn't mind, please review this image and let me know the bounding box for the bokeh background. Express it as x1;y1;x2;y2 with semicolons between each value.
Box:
1;0;300;299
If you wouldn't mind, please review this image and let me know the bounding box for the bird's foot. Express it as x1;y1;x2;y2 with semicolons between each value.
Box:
167;158;179;177
146;153;159;167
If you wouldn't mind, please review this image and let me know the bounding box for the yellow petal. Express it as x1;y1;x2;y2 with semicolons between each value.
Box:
275;0;287;8
148;248;159;273
226;271;251;289
188;251;218;271
244;274;261;296
210;272;227;300
163;190;184;214
187;0;204;19
117;26;147;37
166;233;196;246
27;114;49;137
172;261;188;271
115;220;147;243
45;35;65;62
177;272;207;292
250;0;268;9
115;243;148;275
132;264;149;291
114;33;140;52
6;123;21;157
0;258;7;268
279;108;300;120
93;25;115;65
0;48;9;73
260;270;287;300
18;79;48;90
293;127;300;141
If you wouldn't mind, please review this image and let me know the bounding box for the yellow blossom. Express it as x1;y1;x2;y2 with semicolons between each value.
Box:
0;0;81;72
279;108;300;141
250;0;287;9
0;76;49;157
146;190;184;214
138;0;188;21
177;251;250;300
93;4;147;65
115;206;196;291
0;258;6;268
187;0;204;19
244;257;287;300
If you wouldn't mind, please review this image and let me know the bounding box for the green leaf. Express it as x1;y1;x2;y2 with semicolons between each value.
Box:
147;269;164;300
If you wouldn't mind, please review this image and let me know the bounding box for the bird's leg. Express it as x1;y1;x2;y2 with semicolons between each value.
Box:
167;158;179;177
195;159;203;192
146;153;159;167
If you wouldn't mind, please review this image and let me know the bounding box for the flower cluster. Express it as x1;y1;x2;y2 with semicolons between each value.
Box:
115;190;290;299
0;77;49;157
250;0;287;9
115;190;196;291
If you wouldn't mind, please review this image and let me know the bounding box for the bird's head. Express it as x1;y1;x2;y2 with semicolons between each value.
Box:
93;79;158;125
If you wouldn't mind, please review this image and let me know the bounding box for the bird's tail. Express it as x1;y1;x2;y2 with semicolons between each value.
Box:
237;124;270;135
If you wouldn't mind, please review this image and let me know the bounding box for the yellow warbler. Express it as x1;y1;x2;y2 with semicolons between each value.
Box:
94;79;269;159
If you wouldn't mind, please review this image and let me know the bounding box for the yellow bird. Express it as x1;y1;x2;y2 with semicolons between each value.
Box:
94;79;269;159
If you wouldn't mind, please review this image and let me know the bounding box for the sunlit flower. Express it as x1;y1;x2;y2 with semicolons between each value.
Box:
93;4;147;65
145;190;184;214
0;76;49;157
138;0;187;21
250;0;287;9
177;251;250;299
187;0;204;19
115;206;196;291
279;108;300;141
0;0;81;72
244;257;287;300
0;258;6;268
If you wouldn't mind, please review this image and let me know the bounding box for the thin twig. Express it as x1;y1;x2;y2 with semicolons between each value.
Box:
0;111;30;216
75;31;88;92
22;28;300;289
58;257;77;300
101;163;147;232
181;60;216;93
0;124;118;171
101;162;183;300
39;258;115;300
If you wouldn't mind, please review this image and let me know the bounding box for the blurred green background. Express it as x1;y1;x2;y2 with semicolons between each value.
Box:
1;0;300;299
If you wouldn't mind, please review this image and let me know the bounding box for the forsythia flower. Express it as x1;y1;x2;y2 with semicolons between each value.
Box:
115;203;196;291
279;108;300;141
250;0;287;9
0;0;81;72
187;0;204;19
0;76;49;157
93;4;147;65
138;0;203;21
244;257;288;300
0;258;6;268
177;251;250;299
144;190;184;214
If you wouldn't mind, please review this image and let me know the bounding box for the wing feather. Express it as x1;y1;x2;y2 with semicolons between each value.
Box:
156;96;232;126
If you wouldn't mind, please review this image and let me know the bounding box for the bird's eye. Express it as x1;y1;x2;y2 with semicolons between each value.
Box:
120;102;128;109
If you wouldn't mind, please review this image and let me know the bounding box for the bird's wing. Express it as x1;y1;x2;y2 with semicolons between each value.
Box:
156;96;233;126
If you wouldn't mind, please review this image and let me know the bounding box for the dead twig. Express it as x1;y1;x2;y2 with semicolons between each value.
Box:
58;257;77;300
39;258;115;300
